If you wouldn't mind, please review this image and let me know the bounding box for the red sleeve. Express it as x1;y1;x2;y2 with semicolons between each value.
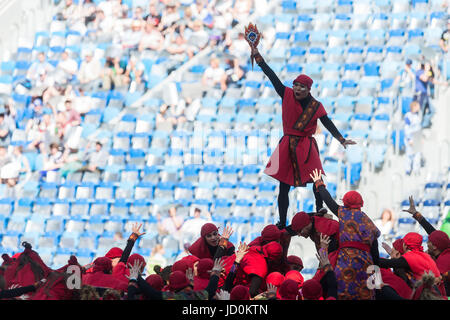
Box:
112;261;129;283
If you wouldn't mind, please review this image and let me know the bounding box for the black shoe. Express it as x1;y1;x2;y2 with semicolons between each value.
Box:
317;208;328;216
275;221;286;230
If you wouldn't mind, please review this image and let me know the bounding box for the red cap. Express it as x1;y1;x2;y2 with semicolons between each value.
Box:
261;224;282;242
285;270;304;288
302;279;323;300
293;74;313;90
428;230;450;252
168;271;190;291
287;255;303;268
266;271;285;287
342;191;364;209
291;212;311;232
393;238;406;254
182;255;200;266
127;254;146;269
230;285;250;300
201;223;218;238
172;259;191;274
93;257;113;273
146;274;164;291
262;241;283;261
196;258;213;279
105;247;123;259
279;279;299;300
403;232;424;252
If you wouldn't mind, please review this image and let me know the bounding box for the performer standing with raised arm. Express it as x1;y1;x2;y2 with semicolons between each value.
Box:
245;27;356;229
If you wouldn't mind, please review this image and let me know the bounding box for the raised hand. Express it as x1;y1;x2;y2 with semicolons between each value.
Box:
235;242;249;264
211;258;225;276
215;289;231;300
316;248;331;269
319;233;331;250
127;259;144;281
402;196;418;215
382;242;393;257
309;169;323;183
342;139;357;149
221;225;233;240
186;268;195;283
266;283;278;298
131;222;146;238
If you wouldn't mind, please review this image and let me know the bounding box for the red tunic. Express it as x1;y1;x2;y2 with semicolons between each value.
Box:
82;271;129;291
379;268;412;299
234;246;268;288
264;88;327;187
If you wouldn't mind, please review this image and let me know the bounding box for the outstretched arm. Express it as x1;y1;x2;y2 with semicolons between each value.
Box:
252;47;285;98
310;169;339;216
319;116;356;149
402;196;436;235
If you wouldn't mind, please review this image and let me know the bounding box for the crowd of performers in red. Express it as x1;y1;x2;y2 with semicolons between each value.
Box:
0;43;449;301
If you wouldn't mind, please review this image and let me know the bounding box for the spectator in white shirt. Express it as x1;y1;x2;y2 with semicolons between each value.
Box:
202;57;226;90
79;141;109;173
27;52;55;83
180;208;212;245
78;51;102;91
404;100;423;175
138;22;165;52
57;50;78;83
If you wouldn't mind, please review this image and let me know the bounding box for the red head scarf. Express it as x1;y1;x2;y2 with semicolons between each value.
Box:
302;279;323;300
262;241;283;261
293;74;313;90
261;225;282;242
266;272;285;287
93;257;113;273
291;211;311;233
200;223;218;238
105;247;123;259
146;274;164;291
342;191;364;209
168;271;190;291
393;238;406;254
279;279;299;300
287;255;303;268
182;255;200;266
196;258;213;279
403;232;424;252
230;285;250;300
285;270;304;288
127;254;146;270
428;231;450;252
172;259;192;274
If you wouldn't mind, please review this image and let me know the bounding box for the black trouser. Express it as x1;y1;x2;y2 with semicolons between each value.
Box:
277;181;324;226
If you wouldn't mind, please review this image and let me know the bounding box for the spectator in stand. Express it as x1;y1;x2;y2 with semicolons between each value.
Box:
394;59;416;97
56;50;78;84
124;56;146;93
146;244;168;276
0;109;11;147
78;51;102;91
145;2;162;28
102;57;127;91
164;30;188;62
63;99;81;128
439;21;449;53
119;19;144;52
157;206;185;247
160;1;181;32
27;52;55;85
232;0;253;23
186;20;209;58
404;101;423;175
42;142;64;172
374;209;396;238
78;141;108;173
222;57;244;90
180;208;213;245
225;31;249;63
138;22;165;52
202;57;226;90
